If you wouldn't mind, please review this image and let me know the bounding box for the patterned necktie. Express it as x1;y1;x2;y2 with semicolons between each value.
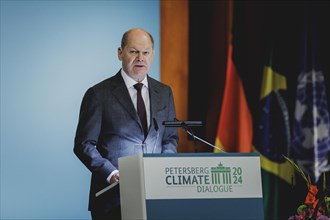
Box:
134;83;148;137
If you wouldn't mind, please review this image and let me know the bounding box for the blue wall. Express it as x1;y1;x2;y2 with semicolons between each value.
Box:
0;1;160;219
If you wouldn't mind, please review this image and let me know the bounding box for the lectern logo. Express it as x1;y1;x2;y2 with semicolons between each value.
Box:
211;162;243;185
164;161;244;194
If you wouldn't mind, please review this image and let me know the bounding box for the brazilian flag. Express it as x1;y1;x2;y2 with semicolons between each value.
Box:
254;49;296;219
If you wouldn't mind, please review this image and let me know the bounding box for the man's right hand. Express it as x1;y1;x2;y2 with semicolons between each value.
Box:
110;172;119;184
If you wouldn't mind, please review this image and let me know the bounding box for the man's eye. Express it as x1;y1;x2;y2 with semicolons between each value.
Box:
143;51;150;55
130;51;138;54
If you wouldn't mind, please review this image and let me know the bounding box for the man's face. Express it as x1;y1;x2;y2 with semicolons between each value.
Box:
118;30;154;82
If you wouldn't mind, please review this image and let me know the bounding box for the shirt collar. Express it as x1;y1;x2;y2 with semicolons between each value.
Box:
121;69;148;89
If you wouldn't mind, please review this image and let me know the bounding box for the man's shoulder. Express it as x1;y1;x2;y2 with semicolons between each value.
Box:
91;71;122;90
148;76;171;90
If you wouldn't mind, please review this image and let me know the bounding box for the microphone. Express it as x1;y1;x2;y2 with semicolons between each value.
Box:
152;118;159;153
163;118;226;153
162;120;203;127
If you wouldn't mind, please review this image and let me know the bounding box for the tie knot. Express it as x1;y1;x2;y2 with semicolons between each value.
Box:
134;83;144;91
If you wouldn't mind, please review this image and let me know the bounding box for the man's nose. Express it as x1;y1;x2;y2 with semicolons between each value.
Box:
137;52;144;61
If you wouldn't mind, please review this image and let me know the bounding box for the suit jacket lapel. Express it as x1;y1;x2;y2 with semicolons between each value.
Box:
148;76;163;121
111;73;163;135
110;71;140;123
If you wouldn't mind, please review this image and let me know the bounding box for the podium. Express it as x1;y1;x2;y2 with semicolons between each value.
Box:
118;153;264;219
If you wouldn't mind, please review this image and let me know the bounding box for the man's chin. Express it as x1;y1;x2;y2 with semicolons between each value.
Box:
129;72;148;81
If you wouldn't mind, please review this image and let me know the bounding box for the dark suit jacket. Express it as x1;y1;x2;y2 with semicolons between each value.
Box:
74;70;178;212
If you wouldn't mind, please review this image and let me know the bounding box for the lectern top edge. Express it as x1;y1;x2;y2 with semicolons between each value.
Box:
143;152;260;158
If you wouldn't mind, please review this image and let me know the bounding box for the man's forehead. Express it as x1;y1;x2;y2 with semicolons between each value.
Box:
126;34;153;46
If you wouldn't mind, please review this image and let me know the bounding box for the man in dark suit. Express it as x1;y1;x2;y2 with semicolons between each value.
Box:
74;28;178;219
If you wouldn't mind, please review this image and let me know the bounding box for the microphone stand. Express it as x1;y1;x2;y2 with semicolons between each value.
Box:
180;122;226;153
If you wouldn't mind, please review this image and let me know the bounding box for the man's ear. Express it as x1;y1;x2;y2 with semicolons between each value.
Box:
118;47;122;61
